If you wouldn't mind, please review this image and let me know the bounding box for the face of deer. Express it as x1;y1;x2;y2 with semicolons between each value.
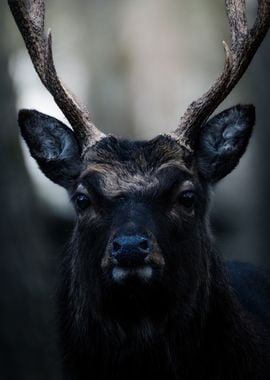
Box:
19;105;254;318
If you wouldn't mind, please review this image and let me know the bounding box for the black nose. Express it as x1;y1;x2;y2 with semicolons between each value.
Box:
111;235;151;266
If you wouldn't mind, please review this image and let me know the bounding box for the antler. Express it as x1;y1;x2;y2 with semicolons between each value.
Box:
8;0;105;151
170;0;270;152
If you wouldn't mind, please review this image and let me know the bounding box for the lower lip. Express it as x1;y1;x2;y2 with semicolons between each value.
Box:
112;266;153;283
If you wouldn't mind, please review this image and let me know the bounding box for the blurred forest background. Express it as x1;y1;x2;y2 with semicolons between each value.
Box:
0;0;270;378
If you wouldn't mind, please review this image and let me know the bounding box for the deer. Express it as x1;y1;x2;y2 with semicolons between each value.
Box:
8;0;270;379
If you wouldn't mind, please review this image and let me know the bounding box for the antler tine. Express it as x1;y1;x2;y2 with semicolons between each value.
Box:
8;0;105;151
171;0;270;152
170;41;234;151
227;0;248;45
251;0;270;40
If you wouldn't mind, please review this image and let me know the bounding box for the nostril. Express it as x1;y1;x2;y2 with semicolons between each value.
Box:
139;239;149;251
111;234;152;265
112;241;121;253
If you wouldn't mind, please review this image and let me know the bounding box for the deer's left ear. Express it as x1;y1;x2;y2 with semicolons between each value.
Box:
196;105;255;183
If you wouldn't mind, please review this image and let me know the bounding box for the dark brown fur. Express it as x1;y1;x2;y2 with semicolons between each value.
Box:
8;1;270;378
18;104;270;380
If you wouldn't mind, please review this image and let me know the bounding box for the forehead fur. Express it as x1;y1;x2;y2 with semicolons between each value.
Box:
80;135;194;195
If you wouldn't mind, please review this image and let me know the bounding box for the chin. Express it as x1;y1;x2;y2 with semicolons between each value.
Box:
111;265;154;283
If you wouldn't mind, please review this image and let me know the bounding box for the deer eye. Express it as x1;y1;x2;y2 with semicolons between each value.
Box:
75;193;91;210
179;190;195;210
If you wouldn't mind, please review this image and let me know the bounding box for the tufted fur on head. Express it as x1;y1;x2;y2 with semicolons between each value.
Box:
19;104;255;190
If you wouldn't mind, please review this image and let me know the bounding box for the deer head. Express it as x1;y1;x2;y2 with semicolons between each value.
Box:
8;0;270;320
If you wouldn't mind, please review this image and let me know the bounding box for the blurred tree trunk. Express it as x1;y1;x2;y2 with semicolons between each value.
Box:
0;3;60;379
251;32;270;268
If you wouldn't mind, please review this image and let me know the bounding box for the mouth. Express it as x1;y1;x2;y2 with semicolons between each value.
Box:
101;233;165;284
111;265;153;283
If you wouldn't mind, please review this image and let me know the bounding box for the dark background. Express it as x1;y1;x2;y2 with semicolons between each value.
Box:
0;0;269;379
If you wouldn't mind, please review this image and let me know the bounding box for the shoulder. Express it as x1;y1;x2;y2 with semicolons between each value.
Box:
225;261;270;329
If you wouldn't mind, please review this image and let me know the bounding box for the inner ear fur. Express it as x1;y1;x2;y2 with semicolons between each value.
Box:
18;109;82;188
196;104;255;183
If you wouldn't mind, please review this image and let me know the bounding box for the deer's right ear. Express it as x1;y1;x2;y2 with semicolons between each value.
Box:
18;110;82;188
196;105;255;184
